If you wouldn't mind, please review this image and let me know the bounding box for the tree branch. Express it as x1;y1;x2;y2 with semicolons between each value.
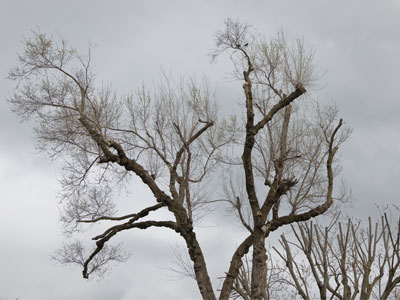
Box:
77;203;165;223
83;220;177;278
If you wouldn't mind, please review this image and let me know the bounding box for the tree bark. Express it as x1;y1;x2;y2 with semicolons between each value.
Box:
250;231;267;300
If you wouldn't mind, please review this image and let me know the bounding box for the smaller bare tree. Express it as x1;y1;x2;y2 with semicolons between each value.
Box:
275;215;400;300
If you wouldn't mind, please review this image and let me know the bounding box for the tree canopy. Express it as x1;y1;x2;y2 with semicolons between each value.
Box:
8;19;350;300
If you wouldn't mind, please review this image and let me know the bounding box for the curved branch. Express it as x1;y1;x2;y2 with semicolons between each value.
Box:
262;118;343;234
83;220;177;278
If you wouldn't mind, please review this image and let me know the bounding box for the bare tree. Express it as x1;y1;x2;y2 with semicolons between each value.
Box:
8;19;349;300
275;215;400;300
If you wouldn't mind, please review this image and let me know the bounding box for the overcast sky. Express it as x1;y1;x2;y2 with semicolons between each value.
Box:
1;1;400;299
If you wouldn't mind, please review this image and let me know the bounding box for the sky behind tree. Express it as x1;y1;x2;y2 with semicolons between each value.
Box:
1;1;400;299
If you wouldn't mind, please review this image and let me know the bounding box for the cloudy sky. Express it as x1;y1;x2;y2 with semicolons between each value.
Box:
1;1;400;299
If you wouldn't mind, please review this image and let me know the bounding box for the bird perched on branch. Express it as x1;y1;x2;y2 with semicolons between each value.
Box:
235;43;249;48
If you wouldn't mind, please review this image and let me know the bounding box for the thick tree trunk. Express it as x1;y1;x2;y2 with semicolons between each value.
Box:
181;229;216;300
251;232;267;300
173;202;216;300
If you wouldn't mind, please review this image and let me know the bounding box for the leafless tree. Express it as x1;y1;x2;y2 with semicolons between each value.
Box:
275;215;400;300
8;19;349;300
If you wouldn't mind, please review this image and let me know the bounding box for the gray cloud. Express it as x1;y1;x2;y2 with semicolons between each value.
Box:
1;0;400;298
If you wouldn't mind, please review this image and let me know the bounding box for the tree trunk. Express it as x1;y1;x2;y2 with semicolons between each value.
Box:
180;227;216;300
251;231;267;300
